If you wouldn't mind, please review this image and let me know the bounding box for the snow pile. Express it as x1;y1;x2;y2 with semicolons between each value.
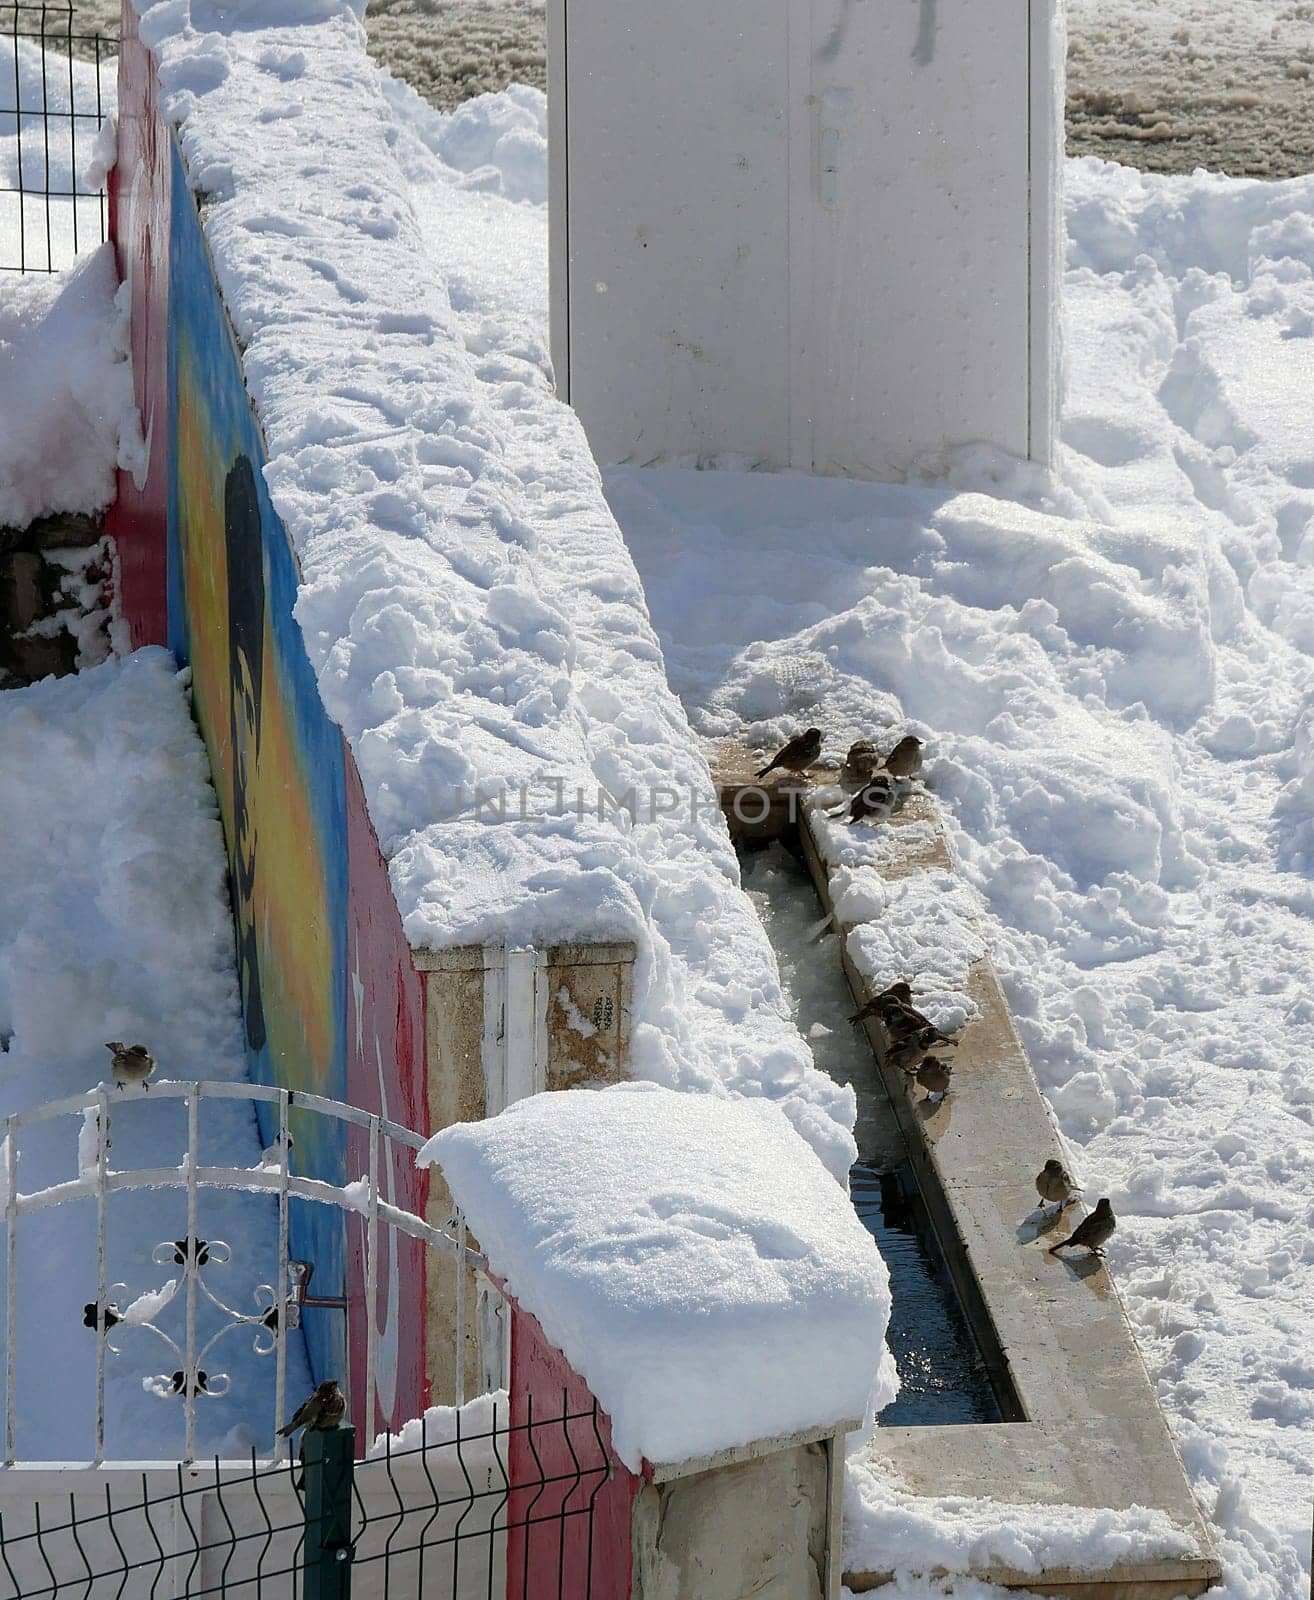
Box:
0;245;143;529
808;799;986;1034
0;648;310;1458
129;0;856;1180
421;1083;896;1471
378;73;546;204
843;1458;1194;1581
367;1387;506;1457
603;163;1314;1589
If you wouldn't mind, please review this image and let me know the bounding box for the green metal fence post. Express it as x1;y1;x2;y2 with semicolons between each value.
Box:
303;1424;355;1600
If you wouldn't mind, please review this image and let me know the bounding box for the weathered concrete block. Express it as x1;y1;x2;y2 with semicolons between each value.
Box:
633;1443;830;1600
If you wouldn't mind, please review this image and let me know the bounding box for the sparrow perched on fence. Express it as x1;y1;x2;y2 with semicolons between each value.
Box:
909;1055;953;1101
280;1379;346;1438
881;735;924;779
260;1130;295;1168
1048;1197;1116;1257
1035;1158;1080;1212
756;728;823;778
105;1042;156;1091
841;740;880;785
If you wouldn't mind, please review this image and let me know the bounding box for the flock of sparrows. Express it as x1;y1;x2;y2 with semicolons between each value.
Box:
849;990;1116;1258
758;728;1117;1261
755;729;925;825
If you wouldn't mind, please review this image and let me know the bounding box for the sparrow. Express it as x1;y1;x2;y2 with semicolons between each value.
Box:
841;740;880;785
909;1055;953;1101
756;728;823;779
849;983;917;1027
1049;1197;1116;1257
279;1379;346;1437
1035;1158;1080;1211
843;779;895;825
260;1130;295;1168
105;1042;156;1091
886;1033;956;1072
881;735;924;779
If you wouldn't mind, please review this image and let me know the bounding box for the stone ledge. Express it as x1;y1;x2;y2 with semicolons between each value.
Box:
714;747;1221;1596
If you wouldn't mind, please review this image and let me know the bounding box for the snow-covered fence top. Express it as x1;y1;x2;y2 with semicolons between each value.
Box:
119;0;857;1180
421;1083;896;1472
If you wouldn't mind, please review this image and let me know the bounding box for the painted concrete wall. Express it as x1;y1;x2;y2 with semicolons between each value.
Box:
632;1447;830;1600
109;35;428;1437
508;1305;636;1600
105;3;169;648
549;0;1059;480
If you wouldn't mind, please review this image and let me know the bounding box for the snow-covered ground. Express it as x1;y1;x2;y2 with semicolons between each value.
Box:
389;80;1313;1593
1067;0;1314;178
0;244;140;529
0;651;312;1459
0;33;114;273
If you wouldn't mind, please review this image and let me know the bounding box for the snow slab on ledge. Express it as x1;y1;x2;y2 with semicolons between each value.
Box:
421;1082;896;1472
126;0;856;1180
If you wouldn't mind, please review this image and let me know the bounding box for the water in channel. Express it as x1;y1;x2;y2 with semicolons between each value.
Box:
740;841;1001;1427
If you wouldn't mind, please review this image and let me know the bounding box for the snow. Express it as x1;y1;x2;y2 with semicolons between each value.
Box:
0;244;143;529
0;34;115;274
603;166;1314;1591
0;649;311;1458
352;63;1313;1591
843;1464;1194;1581
39;3;1308;1581
420;1082;896;1472
128;1;857;1182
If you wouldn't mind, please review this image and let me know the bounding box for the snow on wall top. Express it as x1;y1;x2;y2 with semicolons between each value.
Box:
128;0;857;1179
421;1083;896;1470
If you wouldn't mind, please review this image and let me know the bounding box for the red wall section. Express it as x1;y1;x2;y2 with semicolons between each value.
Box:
106;0;170;647
508;1306;636;1600
344;757;430;1440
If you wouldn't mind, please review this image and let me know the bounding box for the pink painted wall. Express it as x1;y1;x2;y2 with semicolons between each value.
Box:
105;0;170;648
344;756;430;1439
508;1306;636;1600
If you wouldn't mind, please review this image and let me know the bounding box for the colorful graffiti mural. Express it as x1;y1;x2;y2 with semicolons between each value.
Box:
166;135;349;1383
154;134;428;1426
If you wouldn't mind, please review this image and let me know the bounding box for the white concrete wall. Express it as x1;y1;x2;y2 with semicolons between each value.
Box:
549;0;1060;480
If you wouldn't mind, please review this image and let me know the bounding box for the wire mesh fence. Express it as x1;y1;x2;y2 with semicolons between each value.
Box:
1;1;115;272
0;1396;612;1600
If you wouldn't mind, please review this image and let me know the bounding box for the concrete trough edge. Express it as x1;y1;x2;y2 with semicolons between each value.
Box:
715;749;1220;1595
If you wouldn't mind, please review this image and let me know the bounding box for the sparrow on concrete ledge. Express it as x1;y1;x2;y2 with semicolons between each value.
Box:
1049;1197;1116;1257
909;1055;953;1102
756;728;823;778
881;734;924;779
1035;1158;1081;1212
841;740;880;785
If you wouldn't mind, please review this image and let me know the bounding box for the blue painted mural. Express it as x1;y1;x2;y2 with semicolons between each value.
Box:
166;138;348;1383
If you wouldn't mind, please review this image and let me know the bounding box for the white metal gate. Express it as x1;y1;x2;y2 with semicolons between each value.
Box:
0;1081;500;1467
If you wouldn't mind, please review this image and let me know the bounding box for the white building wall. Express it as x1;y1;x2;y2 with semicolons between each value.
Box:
549;0;1059;480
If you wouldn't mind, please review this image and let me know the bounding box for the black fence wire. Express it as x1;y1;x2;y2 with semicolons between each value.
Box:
0;1396;612;1600
1;2;115;272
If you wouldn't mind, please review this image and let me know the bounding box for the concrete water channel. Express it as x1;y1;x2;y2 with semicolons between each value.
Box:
740;842;1003;1428
719;749;1221;1595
